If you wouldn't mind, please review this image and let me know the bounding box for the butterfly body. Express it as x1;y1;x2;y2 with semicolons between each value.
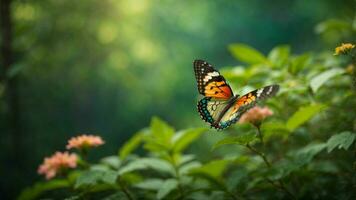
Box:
194;59;279;130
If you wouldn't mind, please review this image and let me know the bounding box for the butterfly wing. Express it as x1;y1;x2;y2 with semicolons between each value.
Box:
194;60;233;100
197;97;231;127
216;85;280;129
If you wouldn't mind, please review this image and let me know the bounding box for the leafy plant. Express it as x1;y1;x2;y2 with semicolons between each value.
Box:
18;18;356;200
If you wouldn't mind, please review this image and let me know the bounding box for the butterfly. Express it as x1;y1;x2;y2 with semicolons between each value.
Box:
194;59;279;130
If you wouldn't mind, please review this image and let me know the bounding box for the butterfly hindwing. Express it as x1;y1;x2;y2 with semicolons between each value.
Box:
197;97;230;126
194;59;280;130
194;60;233;100
198;85;279;130
219;85;280;128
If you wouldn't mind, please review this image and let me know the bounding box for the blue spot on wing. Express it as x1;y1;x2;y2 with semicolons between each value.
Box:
197;97;242;130
197;97;215;124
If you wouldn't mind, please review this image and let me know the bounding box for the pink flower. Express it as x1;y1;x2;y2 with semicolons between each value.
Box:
239;106;273;126
66;134;105;150
38;152;77;179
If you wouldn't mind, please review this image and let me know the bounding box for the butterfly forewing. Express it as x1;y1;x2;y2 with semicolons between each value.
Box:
220;85;280;125
194;59;280;130
194;60;233;100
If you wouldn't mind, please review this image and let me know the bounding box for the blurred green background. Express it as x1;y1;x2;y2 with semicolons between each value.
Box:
0;0;354;199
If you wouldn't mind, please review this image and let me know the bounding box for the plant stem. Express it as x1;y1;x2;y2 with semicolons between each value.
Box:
246;129;296;200
225;189;240;200
246;144;271;168
174;164;184;200
118;178;134;200
169;152;184;199
78;149;90;169
266;178;296;200
255;125;264;145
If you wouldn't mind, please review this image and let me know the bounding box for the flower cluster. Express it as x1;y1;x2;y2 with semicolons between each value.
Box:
38;152;77;179
66;134;105;150
38;134;104;179
334;43;355;56
239;106;273;126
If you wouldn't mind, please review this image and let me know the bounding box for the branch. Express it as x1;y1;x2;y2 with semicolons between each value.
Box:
168;151;185;200
117;178;134;200
245;128;296;199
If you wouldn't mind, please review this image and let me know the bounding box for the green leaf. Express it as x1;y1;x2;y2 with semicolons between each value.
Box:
228;43;267;64
187;172;226;191
326;131;356;153
18;180;70;200
151;116;174;140
286;104;326;132
172;128;206;153
212;132;257;150
144;117;175;152
310;68;344;93
179;161;202;175
117;160;148;175
268;45;290;67
261;121;290;139
67;170;81;185
143;140;170;152
75;169;118;189
177;154;196;166
309;160;339;174
293;143;326;167
289;53;311;74
226;168;248;191
102;192;129;200
156;179;178;199
90;164;110;171
118;158;174;176
190;160;229;178
270;142;327;180
119;130;144;160
101;156;121;169
315;19;352;34
134;179;164;190
64;196;81;200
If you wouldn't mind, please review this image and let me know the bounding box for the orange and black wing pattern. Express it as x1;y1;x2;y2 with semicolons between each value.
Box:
217;85;280;129
234;84;279;110
193;60;233;100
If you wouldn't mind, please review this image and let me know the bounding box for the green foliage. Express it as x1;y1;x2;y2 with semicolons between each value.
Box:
289;53;311;74
326;131;356;153
143;117;175;152
228;43;267;64
212;131;257;150
261;121;290;139
118;158;174;176
268;45;290;68
172;128;207;153
100;156;121;169
190;160;229;178
101;192;129;200
286;104;326;132
315;19;353;34
75;169;118;189
18;180;70;200
134;179;164;190
292;143;327;166
119;131;144;160
156;179;178;199
310;68;345;93
17;15;356;200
